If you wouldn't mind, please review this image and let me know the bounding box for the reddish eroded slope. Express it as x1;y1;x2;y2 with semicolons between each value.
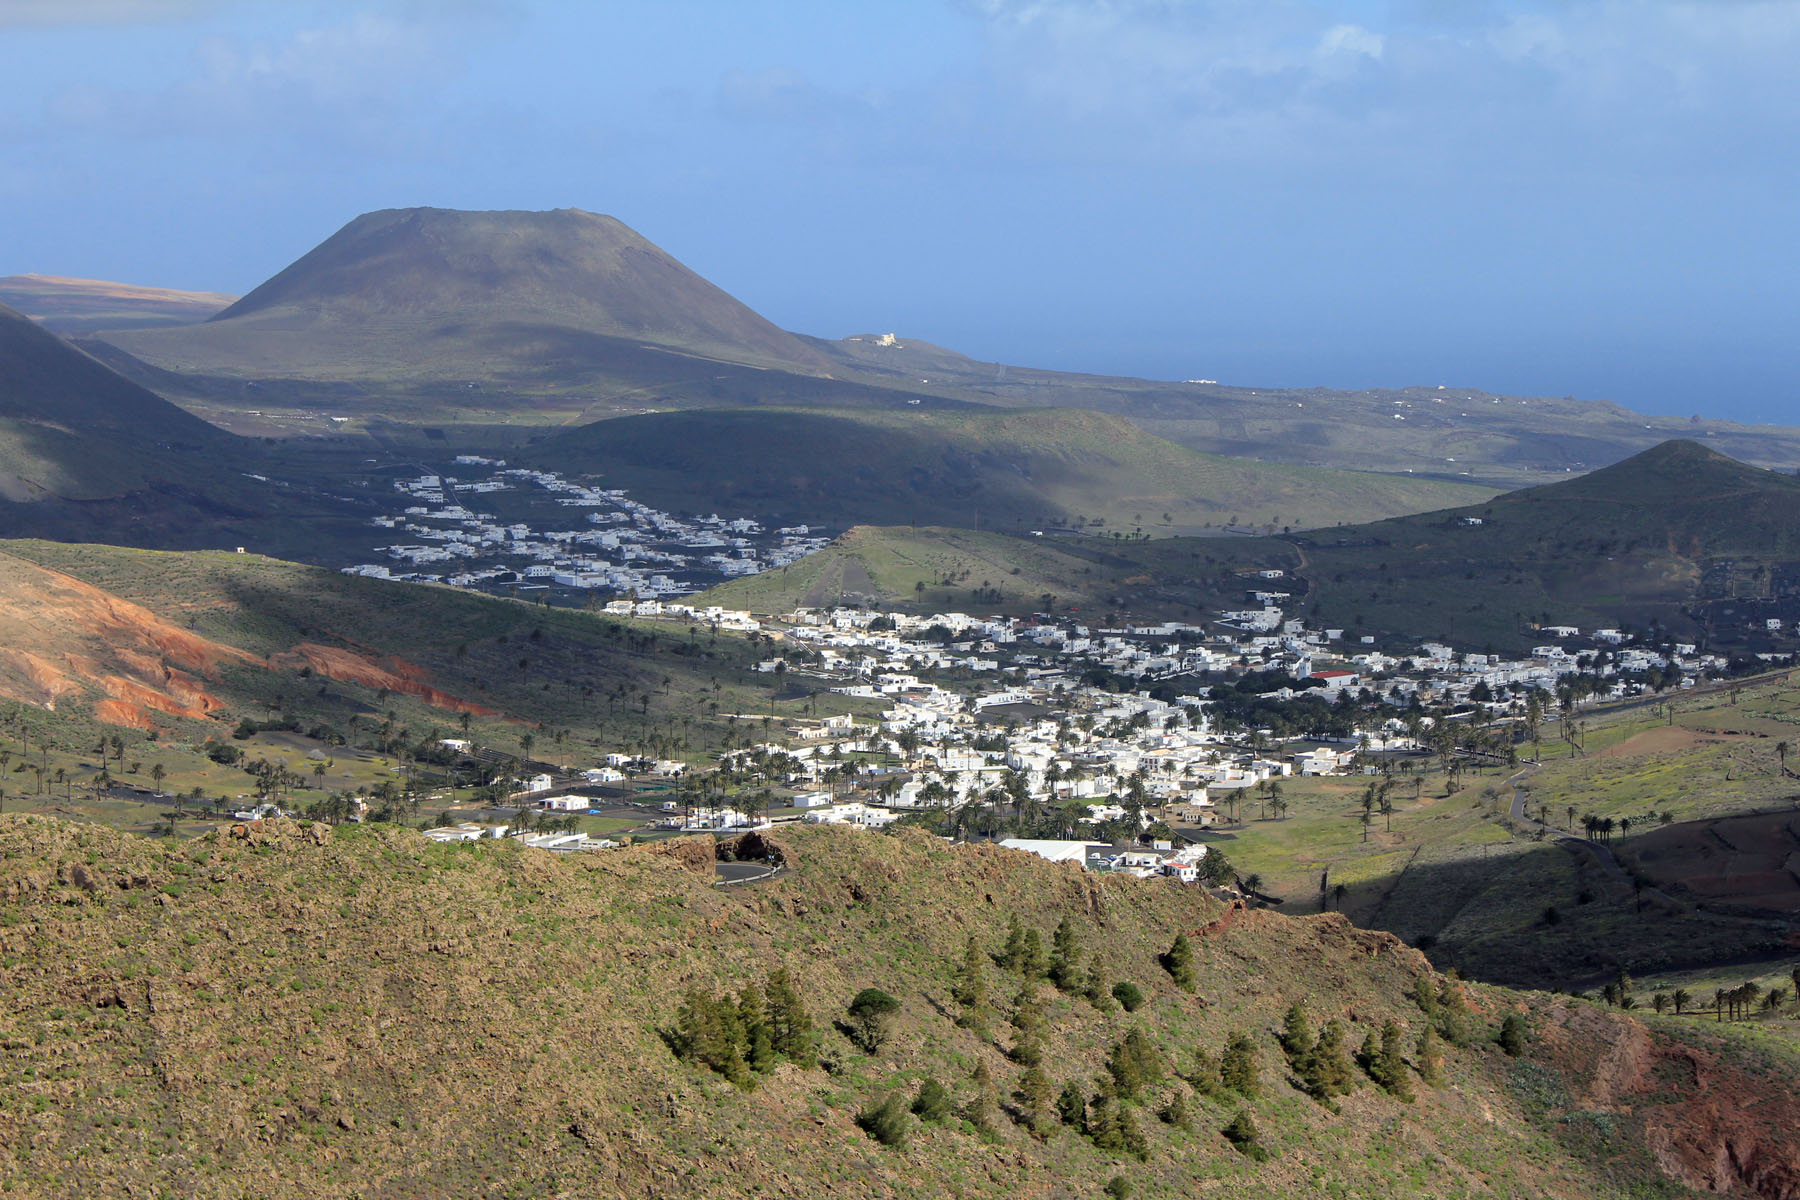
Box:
0;550;252;727
270;642;496;716
0;551;492;728
1539;1000;1800;1199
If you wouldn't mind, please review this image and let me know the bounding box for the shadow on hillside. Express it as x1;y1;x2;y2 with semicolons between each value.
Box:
1336;833;1800;992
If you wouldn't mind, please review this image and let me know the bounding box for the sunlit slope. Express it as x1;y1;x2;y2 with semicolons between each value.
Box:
2;817;1793;1199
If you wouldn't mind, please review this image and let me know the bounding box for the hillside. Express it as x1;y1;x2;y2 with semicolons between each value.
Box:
97;207;833;382
1174;440;1800;650
0;305;385;551
702;524;1144;616
0;302;226;447
529;406;1496;535
1;816;1794;1199
0;536;820;739
0;301;238;509
0;274;235;333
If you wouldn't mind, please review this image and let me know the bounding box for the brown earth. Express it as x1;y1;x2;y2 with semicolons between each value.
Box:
1540;1000;1800;1198
270;642;495;716
1622;812;1800;912
0;549;251;721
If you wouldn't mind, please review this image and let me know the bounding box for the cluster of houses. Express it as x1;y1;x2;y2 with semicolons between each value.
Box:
343;460;828;598
608;599;1728;853
371;468;1746;873
421;821;620;853
424;584;1735;868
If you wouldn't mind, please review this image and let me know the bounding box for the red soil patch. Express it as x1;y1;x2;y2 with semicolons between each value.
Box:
1595;725;1729;759
272;643;495;717
0;554;252;725
1540;1003;1800;1199
1620;812;1800;912
0;553;493;728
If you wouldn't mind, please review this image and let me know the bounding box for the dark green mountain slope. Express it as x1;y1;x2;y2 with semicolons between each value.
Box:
1182;439;1800;648
528;406;1495;533
0;306;372;550
0;301;234;509
0;302;224;446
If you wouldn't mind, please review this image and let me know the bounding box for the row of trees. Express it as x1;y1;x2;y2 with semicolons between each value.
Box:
665;969;817;1086
1593;965;1799;1022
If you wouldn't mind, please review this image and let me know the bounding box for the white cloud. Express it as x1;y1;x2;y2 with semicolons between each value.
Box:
1318;24;1384;60
947;0;1800;179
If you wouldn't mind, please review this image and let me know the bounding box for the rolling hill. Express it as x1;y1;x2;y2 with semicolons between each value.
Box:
528;406;1497;535
1;815;1795;1199
1183;439;1800;649
701;524;1154;617
803;331;1800;488
96;207;835;383
0;274;235;333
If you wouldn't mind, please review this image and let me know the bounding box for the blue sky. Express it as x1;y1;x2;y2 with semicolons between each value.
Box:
3;1;1797;422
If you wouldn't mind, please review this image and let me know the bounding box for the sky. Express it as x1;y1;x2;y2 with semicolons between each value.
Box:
3;0;1797;423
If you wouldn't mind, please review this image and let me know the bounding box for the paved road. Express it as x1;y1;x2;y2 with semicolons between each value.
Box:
714;860;784;886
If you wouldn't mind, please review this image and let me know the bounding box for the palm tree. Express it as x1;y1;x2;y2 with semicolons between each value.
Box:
1671;988;1690;1015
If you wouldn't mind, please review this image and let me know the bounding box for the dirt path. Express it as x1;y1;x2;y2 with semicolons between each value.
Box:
1505;761;1639;890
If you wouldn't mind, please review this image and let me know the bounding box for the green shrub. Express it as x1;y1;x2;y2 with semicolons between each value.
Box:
1222;1109;1269;1161
848;988;901;1054
1498;1013;1528;1057
911;1077;952;1124
856;1093;909;1148
1220;1033;1260;1097
1112;981;1145;1012
1163;933;1196;992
